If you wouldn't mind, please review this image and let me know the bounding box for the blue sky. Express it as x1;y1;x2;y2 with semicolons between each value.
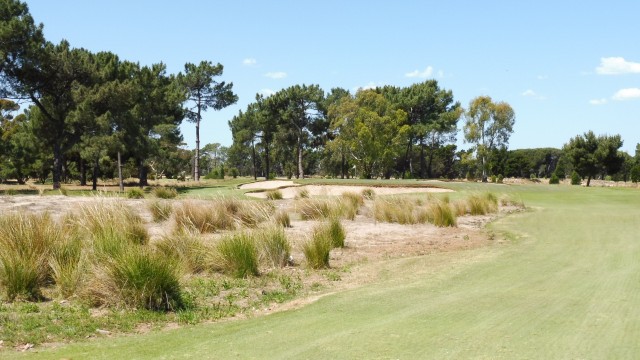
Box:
25;0;640;154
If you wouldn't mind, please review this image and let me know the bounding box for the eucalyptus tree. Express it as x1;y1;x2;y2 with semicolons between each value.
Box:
329;90;409;179
179;61;237;181
463;96;515;182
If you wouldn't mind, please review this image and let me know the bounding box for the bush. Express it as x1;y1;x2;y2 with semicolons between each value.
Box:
0;213;62;301
265;189;283;200
258;227;291;268
497;174;504;184
571;171;582;186
230;168;239;179
153;187;178;199
549;173;560;185
490;175;497;183
126;188;145;199
148;200;173;222
216;233;259;278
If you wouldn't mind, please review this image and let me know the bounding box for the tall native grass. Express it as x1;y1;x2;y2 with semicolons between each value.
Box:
427;201;457;227
148;199;173;222
467;193;499;215
153;186;178;199
0;213;61;300
174;201;235;233
373;196;457;227
257;226;291;268
49;231;85;298
216;233;259;278
340;192;364;220
302;218;346;269
155;231;210;274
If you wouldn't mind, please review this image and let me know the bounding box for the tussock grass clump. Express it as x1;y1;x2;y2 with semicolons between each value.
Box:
295;187;310;199
373;197;419;224
155;232;210;274
174;201;235;234
232;200;274;228
0;213;62;301
467;193;499;215
265;189;283;200
76;201;149;249
257;226;291;268
126;188;145;199
361;188;375;200
216;233;259;278
49;234;85;298
148;200;173;222
153;187;178;199
452;200;468;216
427;202;457;227
301;234;332;269
340;192;364;220
273;210;291;228
92;248;183;311
297;198;338;220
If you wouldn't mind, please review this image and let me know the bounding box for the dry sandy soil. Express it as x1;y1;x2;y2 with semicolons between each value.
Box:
0;182;508;269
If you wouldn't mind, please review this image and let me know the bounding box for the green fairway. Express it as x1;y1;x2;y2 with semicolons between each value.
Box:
11;184;640;359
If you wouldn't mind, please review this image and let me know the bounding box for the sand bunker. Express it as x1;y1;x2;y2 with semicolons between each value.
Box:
241;180;452;199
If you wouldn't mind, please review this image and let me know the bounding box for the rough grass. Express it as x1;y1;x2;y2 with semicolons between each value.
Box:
173;201;235;234
0;213;61;301
427;201;457;227
257;226;291;268
153;187;178;199
296;198;339;220
216;233;259;278
301;234;332;270
265;189;283;200
154;232;210;274
126;188;145;199
148;199;173;222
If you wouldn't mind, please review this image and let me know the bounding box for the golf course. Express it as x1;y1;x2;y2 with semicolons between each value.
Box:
9;182;638;359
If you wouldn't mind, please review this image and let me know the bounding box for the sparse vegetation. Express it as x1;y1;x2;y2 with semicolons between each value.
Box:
148;199;173;222
153;187;178;199
361;188;375;200
265;189;283;200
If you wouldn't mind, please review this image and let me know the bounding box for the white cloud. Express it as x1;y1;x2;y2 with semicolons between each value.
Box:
258;88;276;97
612;88;640;101
242;58;257;66
522;89;546;100
589;98;608;105
596;57;640;75
405;66;434;78
264;71;287;79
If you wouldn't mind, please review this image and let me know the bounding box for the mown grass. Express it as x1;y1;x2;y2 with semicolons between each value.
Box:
17;185;640;359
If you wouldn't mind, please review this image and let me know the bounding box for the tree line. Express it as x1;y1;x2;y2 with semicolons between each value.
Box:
2;0;638;188
0;0;236;189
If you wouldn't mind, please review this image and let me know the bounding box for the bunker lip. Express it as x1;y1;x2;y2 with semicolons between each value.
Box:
240;180;453;199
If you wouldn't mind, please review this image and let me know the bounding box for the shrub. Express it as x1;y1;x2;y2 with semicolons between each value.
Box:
427;202;457;227
571;171;582;186
155;232;210;274
361;188;375;200
148;200;173;222
0;213;63;301
549;173;560;185
301;234;332;270
490;175;497;183
258;227;291;268
216;233;259;278
497;174;504;184
126;188;145;199
153;187;178;199
265;189;283;200
230;168;239;179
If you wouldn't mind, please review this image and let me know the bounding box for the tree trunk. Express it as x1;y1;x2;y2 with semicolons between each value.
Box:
194;116;200;181
482;155;488;182
419;139;426;179
341;151;346;179
92;157;99;191
264;142;271;180
587;176;591;187
52;143;62;190
138;159;148;187
117;151;124;192
297;135;304;179
251;140;257;180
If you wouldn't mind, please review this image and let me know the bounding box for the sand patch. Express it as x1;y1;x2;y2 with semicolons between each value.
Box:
244;184;452;199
